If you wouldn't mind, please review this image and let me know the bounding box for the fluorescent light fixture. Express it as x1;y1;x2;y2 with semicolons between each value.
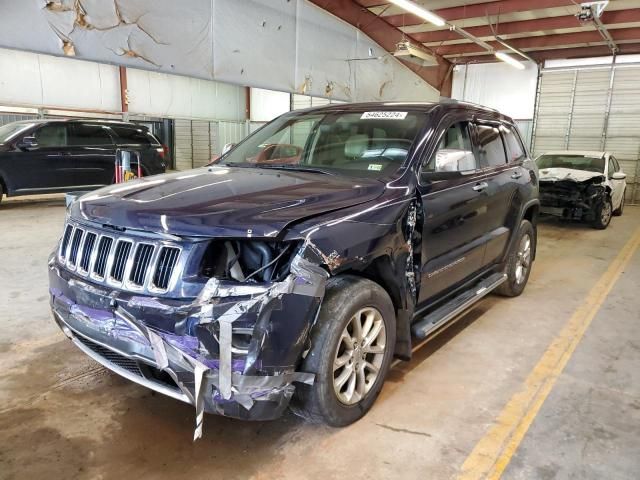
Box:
388;0;446;27
495;51;525;70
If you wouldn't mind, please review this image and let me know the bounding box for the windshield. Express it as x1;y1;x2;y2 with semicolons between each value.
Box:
536;154;604;173
220;110;427;177
0;122;37;144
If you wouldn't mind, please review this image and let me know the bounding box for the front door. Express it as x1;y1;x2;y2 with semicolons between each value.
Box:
10;123;70;192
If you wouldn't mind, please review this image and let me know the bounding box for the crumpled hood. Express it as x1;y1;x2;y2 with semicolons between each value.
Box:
69;166;386;237
539;167;605;183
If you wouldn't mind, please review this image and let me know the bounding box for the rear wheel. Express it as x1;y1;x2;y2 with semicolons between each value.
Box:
495;219;534;297
0;181;3;205
592;198;612;229
290;276;396;426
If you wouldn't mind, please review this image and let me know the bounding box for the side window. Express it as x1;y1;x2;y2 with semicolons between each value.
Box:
423;121;477;173
611;156;620;172
501;125;526;163
111;126;154;146
68;124;113;146
608;158;616;178
475;124;507;167
33;124;68;147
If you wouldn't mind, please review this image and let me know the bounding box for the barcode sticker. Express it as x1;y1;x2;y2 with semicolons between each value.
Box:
361;111;408;120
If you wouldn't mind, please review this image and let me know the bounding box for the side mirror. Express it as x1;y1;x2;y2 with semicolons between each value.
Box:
17;136;38;151
422;149;476;181
435;149;476;173
222;143;236;155
611;171;626;180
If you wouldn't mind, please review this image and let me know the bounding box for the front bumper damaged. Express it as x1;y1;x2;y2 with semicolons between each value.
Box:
49;254;327;439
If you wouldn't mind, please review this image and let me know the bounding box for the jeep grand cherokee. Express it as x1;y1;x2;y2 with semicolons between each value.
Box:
48;101;539;437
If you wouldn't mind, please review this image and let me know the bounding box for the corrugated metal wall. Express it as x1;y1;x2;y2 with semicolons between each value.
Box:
0;113;38;126
532;64;640;204
174;119;249;170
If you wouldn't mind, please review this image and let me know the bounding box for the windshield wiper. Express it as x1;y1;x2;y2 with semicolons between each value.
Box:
219;161;252;168
255;165;335;175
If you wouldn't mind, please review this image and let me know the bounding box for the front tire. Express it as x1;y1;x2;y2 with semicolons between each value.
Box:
0;181;3;205
592;198;612;229
290;276;396;426
495;219;535;297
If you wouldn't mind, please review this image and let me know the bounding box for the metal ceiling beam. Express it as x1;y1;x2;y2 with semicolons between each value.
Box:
309;0;454;96
455;42;640;64
435;27;640;56
377;0;575;27
412;8;640;44
589;4;619;54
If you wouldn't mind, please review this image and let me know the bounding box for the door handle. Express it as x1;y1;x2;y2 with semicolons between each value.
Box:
511;171;523;179
472;182;488;191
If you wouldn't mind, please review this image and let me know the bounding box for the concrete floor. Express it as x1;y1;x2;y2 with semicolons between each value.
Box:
0;196;638;480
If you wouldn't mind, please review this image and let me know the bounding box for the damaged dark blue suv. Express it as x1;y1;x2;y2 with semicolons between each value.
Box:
49;101;539;436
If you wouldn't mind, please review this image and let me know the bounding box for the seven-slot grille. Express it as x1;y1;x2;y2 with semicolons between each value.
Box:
58;222;181;293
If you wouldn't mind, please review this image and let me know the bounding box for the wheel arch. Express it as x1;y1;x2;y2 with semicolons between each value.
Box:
332;254;412;361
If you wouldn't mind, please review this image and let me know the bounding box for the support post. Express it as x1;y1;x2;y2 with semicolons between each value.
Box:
119;66;129;121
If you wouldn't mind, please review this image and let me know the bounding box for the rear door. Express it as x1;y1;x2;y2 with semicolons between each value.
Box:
472;121;523;267
417;118;491;303
10;123;70;192
65;122;115;187
110;125;164;176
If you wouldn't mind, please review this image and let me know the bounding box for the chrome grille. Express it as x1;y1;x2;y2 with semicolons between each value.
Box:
110;240;132;282
57;221;182;294
130;243;154;286
93;237;113;279
79;232;97;272
68;228;83;267
60;224;73;260
153;247;180;290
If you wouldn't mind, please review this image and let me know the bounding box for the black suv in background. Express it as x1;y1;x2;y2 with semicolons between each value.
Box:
0;119;167;203
49;101;539;434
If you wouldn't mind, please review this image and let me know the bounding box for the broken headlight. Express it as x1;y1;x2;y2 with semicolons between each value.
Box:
200;240;302;283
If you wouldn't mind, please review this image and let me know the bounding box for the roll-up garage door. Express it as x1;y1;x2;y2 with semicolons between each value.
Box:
173;120;248;170
174;119;193;171
532;64;640;204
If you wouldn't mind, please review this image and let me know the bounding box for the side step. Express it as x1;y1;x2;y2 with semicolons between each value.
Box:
411;272;507;340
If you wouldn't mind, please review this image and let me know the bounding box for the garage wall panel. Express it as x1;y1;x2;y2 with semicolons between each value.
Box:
192;121;212;168
567;69;609;151
533;64;640;204
532;70;575;154
174;120;193;171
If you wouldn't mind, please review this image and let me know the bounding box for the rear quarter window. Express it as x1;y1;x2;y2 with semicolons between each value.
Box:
501;125;526;163
111;126;158;146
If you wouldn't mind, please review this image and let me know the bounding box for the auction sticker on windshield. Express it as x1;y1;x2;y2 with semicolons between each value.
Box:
361;111;408;120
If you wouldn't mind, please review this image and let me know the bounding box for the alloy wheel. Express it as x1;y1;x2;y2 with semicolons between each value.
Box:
601;201;612;225
515;234;532;285
333;307;387;405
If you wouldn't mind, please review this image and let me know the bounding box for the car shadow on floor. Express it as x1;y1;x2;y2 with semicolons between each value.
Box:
386;298;498;385
0;197;66;210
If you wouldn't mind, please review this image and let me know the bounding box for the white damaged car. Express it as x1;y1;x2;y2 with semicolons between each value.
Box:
536;151;626;229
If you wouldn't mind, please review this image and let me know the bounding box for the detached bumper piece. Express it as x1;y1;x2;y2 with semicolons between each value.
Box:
49;255;327;439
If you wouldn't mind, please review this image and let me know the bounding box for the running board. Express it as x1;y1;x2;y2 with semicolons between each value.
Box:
411;272;507;340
